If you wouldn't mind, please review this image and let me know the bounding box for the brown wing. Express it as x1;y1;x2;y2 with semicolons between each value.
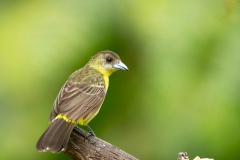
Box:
49;80;106;123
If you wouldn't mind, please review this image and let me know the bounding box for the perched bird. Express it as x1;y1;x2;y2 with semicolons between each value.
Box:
36;50;128;153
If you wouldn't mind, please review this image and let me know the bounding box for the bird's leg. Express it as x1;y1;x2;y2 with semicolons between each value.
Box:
73;126;96;145
73;126;89;137
85;125;96;145
86;125;96;136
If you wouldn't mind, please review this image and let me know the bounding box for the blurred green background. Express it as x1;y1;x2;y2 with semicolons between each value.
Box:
1;0;240;159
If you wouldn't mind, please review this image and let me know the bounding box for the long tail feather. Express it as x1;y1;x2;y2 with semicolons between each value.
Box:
36;119;75;153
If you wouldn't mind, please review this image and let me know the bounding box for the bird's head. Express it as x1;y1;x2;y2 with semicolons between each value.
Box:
88;50;128;76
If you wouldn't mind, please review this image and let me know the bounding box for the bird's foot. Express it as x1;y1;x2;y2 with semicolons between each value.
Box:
85;125;96;144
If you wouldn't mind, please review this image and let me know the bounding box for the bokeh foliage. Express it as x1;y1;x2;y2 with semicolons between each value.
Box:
0;1;240;160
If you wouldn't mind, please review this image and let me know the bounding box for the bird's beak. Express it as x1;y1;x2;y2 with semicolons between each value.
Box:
112;61;129;71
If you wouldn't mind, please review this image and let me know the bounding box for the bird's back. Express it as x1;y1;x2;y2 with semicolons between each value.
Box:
49;65;107;125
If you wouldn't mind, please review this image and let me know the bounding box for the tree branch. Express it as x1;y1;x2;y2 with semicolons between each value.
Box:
65;127;138;160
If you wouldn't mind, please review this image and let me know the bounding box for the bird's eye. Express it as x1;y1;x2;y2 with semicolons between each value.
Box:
106;57;112;62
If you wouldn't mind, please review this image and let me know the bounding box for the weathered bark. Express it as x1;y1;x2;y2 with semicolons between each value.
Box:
65;127;138;160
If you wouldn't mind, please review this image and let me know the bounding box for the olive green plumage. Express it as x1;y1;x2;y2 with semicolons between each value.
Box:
36;50;128;153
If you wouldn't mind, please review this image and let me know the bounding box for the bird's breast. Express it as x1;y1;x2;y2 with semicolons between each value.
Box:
103;75;109;90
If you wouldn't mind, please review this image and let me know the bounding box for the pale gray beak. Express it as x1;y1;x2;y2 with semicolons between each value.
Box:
112;61;129;71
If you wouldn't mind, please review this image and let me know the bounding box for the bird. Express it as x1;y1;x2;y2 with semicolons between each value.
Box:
36;50;128;153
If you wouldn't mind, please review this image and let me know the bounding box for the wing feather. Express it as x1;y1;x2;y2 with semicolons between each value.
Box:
51;80;106;123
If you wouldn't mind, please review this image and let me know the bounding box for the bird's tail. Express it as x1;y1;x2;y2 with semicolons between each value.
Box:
36;118;75;153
